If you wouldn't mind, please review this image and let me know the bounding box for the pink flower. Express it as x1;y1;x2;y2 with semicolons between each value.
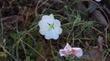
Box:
59;43;83;57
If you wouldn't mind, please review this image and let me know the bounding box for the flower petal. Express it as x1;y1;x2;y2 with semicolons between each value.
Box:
95;0;101;2
72;47;83;57
45;34;59;40
64;43;72;51
41;14;54;24
49;14;54;19
38;21;48;35
38;20;48;29
59;49;66;56
42;14;54;21
54;27;62;35
54;19;61;27
44;29;59;40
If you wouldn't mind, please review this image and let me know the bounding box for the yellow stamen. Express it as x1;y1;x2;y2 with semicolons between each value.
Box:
48;23;54;30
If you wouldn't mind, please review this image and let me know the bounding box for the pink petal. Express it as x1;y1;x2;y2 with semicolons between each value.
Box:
72;47;83;57
59;49;66;56
64;43;72;51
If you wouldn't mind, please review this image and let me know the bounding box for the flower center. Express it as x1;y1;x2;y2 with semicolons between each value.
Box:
48;23;54;30
67;49;72;55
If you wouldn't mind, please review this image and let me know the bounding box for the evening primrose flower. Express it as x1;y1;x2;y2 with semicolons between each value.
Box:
59;43;83;57
38;14;62;40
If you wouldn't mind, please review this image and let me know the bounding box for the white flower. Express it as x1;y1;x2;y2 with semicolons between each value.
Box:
95;0;101;2
59;43;83;57
38;14;62;40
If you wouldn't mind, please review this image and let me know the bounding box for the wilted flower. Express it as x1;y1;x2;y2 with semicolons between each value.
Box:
38;14;62;40
59;43;83;57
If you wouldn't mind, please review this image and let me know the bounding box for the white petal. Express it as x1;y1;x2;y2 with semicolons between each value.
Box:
54;19;62;35
44;33;59;40
38;20;48;29
72;48;83;57
49;14;54;19
39;29;46;35
95;0;101;2
44;30;53;39
54;19;61;27
44;35;51;40
44;27;62;40
41;14;55;24
53;27;62;35
42;14;54;21
64;43;72;51
38;21;48;35
44;30;59;40
59;28;62;34
59;49;66;56
52;35;59;40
